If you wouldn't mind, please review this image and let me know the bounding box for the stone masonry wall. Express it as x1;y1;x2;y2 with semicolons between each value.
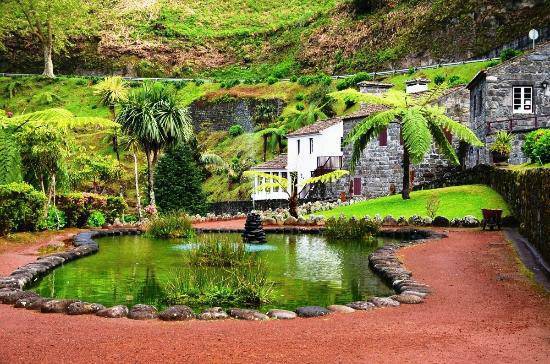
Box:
336;118;452;199
189;97;285;132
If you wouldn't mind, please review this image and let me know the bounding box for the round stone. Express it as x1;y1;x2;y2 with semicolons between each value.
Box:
27;298;52;310
295;306;331;318
228;308;269;321
400;290;428;298
158;305;195;321
327;305;355;313
345;301;375;311
40;299;77;313
391;294;424;304
96;305;129;318
369;297;400;307
198;307;228;320
14;295;42;308
266;309;297;319
128;304;158;320
67;302;106;315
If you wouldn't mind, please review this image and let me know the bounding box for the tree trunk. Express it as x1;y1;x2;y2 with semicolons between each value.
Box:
263;135;268;161
42;40;54;78
133;152;143;221
146;150;156;207
289;193;298;218
402;147;411;200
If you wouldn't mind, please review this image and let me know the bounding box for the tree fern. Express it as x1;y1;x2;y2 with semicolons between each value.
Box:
401;108;432;164
0;127;23;184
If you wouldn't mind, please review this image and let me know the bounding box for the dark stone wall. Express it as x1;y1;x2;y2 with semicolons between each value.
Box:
189;97;285;132
418;165;550;264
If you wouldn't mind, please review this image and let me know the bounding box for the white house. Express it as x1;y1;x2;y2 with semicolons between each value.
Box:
251;118;344;201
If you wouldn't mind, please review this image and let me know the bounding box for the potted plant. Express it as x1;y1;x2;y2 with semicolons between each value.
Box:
490;131;513;164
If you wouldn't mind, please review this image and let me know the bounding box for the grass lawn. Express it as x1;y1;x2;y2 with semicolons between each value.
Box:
316;185;510;220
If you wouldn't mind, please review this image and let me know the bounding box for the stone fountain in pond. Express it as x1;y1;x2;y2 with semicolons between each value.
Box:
242;213;267;244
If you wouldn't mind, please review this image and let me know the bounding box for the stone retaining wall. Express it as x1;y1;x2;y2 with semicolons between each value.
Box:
417;165;550;263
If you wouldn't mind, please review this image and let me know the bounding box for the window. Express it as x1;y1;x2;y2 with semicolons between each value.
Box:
282;172;288;192
379;127;388;146
309;138;313;154
340;137;344;152
513;86;533;114
297;139;300;154
273;172;280;192
473;95;477;117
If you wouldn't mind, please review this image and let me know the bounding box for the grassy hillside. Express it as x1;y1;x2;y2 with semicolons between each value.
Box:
315;185;510;220
1;0;548;78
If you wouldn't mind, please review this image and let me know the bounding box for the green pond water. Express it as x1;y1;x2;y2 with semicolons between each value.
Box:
30;233;396;311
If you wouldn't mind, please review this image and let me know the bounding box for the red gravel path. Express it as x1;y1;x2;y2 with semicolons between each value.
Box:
1;229;549;363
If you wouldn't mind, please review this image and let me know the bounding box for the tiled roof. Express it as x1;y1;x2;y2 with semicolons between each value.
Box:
341;104;389;120
286;117;341;137
252;154;287;170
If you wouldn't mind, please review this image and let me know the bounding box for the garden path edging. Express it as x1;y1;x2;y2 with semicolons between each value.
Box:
0;227;446;321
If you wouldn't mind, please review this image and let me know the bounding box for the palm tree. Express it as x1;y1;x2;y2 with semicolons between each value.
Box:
94;76;128;161
286;103;327;131
256;126;286;161
345;92;483;199
117;83;193;207
244;170;349;218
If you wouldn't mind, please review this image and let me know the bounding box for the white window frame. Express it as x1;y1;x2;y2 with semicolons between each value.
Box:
513;86;533;114
309;137;313;154
297;139;300;154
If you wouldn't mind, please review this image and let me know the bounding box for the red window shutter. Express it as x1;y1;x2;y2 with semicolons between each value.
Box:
379;127;388;146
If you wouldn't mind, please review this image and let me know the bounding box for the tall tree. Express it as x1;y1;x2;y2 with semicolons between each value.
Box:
346;92;483;199
1;0;94;77
117;83;193;207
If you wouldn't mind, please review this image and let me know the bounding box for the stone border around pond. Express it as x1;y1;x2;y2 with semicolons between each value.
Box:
0;228;445;321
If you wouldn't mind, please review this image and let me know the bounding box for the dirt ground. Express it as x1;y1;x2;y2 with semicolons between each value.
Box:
0;227;549;363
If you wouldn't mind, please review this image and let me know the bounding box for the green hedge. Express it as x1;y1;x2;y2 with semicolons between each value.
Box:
57;193;127;228
0;183;46;235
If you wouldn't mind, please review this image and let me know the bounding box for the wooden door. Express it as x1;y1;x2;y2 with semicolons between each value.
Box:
353;177;362;196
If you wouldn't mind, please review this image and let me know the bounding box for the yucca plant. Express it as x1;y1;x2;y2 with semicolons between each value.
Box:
345;91;483;199
489;131;513;163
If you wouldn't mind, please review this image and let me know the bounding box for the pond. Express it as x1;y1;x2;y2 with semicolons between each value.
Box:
30;233;396;311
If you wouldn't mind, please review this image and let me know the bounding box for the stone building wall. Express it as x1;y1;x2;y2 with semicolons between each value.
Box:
189;97;285;132
335;117;452;199
468;42;550;166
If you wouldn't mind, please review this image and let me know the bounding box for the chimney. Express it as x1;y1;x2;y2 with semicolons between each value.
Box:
357;81;393;95
405;78;430;94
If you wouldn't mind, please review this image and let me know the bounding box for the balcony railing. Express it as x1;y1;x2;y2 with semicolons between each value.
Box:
486;114;550;135
317;156;343;170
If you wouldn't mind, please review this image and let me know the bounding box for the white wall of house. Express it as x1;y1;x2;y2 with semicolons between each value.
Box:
251;169;290;201
287;122;343;186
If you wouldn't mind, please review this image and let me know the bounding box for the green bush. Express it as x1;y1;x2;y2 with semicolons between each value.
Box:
146;213;195;239
123;214;138;224
489;131;513;155
523;129;550;163
344;95;356;109
57;193;127;227
297;73;332;87
0;183;46;235
434;74;446;85
228;124;244;137
500;48;522;62
221;79;240;88
266;76;278;85
39;206;67;231
447;75;463;87
87;210;106;227
295;102;305;111
154;144;208;215
407;67;415;75
289;75;298;82
295;93;304;101
336;72;372;91
324;216;380;240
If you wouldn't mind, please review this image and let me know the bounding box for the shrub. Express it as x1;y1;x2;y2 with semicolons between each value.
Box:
344;95;356;109
0;183;46;235
289;75;298;82
336;72;372;91
228;124;244;137
295;103;305;111
523;129;550;163
87;210;106;227
425;194;440;219
297;73;332;87
194;79;205;86
500;48;522;62
154;144;208;215
266;76;278;85
123;214;138;224
146;213;194;239
221;79;240;88
57;193;127;227
447;75;463;87
487;60;500;67
324;216;380;240
489;131;513;155
295;93;304;101
407;67;415;75
434;74;446;85
39;206;67;230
